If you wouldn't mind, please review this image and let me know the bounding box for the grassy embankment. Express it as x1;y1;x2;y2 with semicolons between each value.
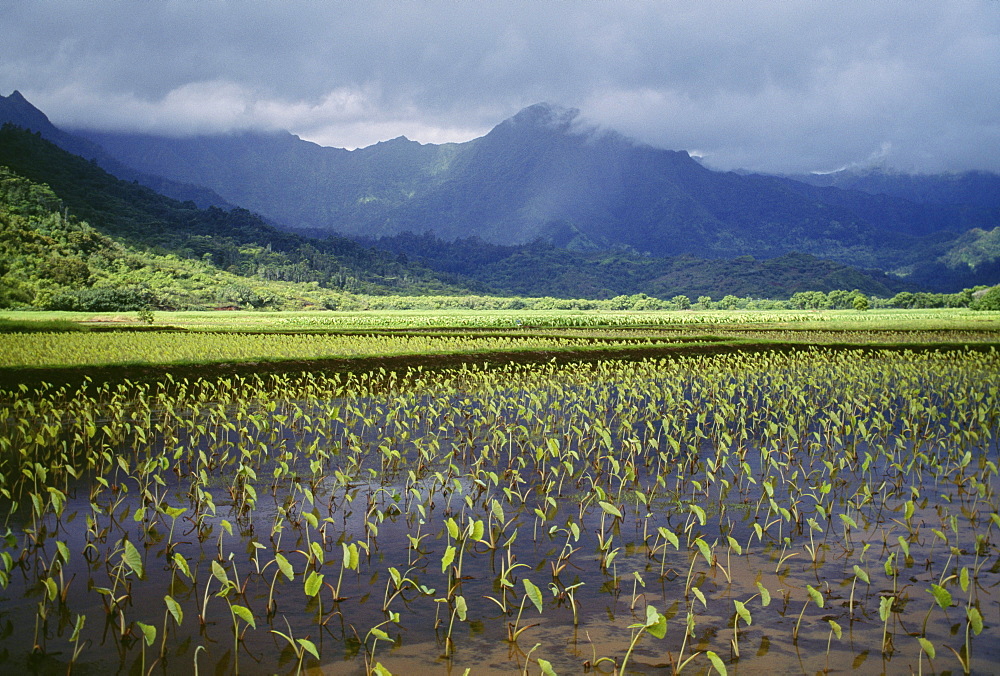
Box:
0;308;998;387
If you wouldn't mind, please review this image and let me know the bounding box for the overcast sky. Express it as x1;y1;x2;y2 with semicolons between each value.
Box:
2;0;998;174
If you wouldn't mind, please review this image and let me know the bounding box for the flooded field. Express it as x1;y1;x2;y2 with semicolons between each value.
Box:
1;347;998;674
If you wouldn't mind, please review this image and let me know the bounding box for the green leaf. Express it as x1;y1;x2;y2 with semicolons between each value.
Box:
165;595;183;626
56;540;70;565
310;541;324;566
297;637;320;660
691;586;707;609
917;636;936;660
43;577;57;602
304;570;324;598
645;605;667;639
853;564;870;585
471;519;485;543
828;619;842;640
69;614;85;642
658;526;679;550
524;578;543;614
690;504;707;526
445;517;460;540
173;552;192;580
967;605;984;635
879;595;893;621
231;603;256;629
123;539;144;579
455;595;468;622
756;581;771;607
441;545;456;574
806;584;824;608
136;621;156;646
734;600;751;626
839;513;858;530
537;657;557;676
960;567;970;593
275;553;294;581
372;663;393;676
211;560;229;585
694;538;712;567
929;584;952;610
706;650;728;675
598;501;622;519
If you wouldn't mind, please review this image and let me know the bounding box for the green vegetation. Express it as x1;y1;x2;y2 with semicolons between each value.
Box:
1;348;999;673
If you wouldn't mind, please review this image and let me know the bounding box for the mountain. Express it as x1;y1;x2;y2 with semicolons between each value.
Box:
0;123;478;308
4;93;998;297
0;91;233;209
72;102;1000;272
788;166;1000;209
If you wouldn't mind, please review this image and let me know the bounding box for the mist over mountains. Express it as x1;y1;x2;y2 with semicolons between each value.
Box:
3;90;1000;297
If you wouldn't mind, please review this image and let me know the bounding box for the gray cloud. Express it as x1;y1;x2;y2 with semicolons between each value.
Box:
2;0;998;173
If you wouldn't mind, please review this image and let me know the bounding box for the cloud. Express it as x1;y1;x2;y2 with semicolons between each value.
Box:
2;0;998;172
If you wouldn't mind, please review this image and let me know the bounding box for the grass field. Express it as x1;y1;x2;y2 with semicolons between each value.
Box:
1;308;998;372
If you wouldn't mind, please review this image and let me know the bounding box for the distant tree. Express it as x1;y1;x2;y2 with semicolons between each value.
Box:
972;285;1000;311
696;295;713;309
852;294;870;311
671;294;691;310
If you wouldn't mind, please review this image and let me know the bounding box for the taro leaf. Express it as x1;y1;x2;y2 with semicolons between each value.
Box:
645;605;667;639
960;567;970;593
491;500;504;524
659;527;679;551
694;538;713;567
828;619;842;640
304;570;324;598
691;586;707;609
441;545;456;574
598;501;622;519
734;600;751;626
806;585;824;608
537;657;557;676
897;536;910;558
839;513;858;530
455;595;468;622
231;603;256;630
275;553;294;581
917;636;936;660
884;553;897;578
706;650;728;675
43;577;58;602
879;595;893;621
56;540;70;565
727;536;742;556
690;504;707;526
164;595;183;626
446;518;460;541
310;541;325;566
69;614;85;642
211;560;229;585
967;605;984;635
471;519;485;543
371;663;393;676
297;638;320;660
303;512;319;529
123;539;144;579
756;581;771;607
173;552;192;580
853;564;870;585
136;621;156;646
930;584;952;610
524;578;543;614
